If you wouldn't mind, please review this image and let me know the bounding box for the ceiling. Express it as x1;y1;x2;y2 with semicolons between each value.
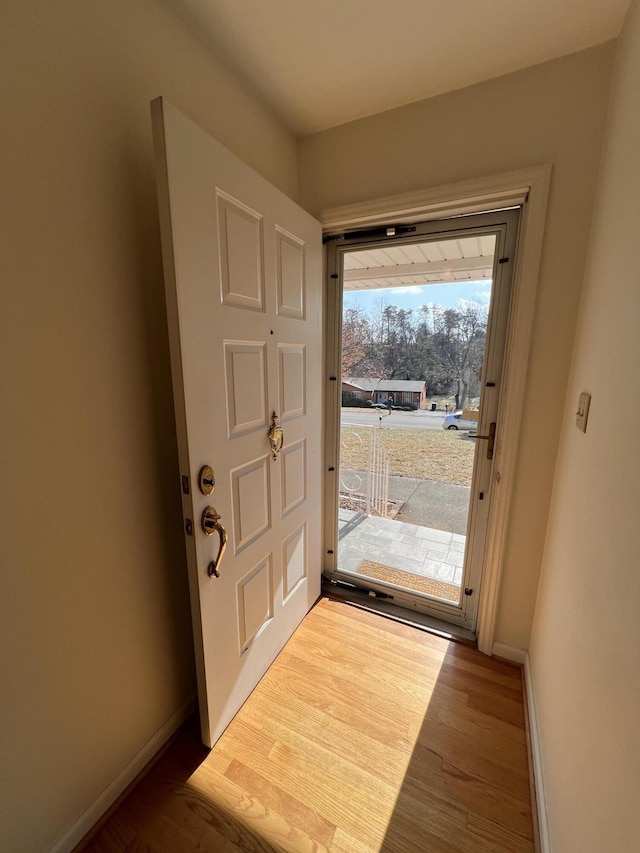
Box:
344;235;496;291
172;0;629;136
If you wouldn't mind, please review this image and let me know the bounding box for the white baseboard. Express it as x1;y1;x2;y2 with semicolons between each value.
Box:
49;693;197;853
491;641;527;664
524;654;551;853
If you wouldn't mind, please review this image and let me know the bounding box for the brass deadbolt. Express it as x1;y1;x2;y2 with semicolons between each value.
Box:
198;465;215;495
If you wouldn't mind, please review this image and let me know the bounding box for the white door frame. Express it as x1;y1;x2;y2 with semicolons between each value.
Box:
320;165;552;655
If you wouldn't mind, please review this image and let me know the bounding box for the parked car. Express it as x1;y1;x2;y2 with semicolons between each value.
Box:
442;411;478;430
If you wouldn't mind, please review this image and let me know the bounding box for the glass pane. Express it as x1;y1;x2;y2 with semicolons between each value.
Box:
337;234;496;607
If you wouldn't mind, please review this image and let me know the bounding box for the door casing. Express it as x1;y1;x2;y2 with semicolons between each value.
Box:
320;166;552;653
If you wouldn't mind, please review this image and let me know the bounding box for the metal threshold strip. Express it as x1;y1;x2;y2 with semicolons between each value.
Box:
321;578;476;645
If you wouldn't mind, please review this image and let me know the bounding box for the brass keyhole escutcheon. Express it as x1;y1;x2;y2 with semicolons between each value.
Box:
198;465;215;495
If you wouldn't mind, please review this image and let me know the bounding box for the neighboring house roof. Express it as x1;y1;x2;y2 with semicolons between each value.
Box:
341;380;368;392
376;380;426;393
344;377;379;391
345;377;426;393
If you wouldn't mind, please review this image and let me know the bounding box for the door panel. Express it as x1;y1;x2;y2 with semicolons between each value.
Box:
152;98;322;747
278;344;306;419
217;192;265;310
224;342;268;436
276;227;306;319
281;439;306;517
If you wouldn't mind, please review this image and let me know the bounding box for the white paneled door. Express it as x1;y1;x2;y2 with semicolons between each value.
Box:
152;99;322;747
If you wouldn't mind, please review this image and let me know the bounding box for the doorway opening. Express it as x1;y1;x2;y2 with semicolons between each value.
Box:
325;210;520;633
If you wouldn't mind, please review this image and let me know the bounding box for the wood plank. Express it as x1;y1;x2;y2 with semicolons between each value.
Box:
245;684;426;785
329;828;376;853
297;618;470;706
437;703;527;747
224;759;337;849
277;640;456;721
82;598;535;853
215;726;399;849
466;811;535;853
414;718;531;798
391;756;532;841
467;687;527;728
259;652;424;751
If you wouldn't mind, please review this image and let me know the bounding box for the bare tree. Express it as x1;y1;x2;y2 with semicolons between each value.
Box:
341;297;487;406
342;306;378;377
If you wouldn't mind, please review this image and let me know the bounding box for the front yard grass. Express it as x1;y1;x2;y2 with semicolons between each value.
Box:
340;426;475;486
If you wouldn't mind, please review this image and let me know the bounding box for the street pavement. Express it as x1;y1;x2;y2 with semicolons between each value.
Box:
340;408;446;431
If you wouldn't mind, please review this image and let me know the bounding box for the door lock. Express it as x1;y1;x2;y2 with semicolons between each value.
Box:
198;465;215;495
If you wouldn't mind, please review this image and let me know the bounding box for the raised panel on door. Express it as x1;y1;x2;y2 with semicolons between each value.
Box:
280;438;306;518
223;341;268;437
276;226;305;320
217;191;265;311
236;554;274;654
278;344;306;421
230;454;271;554
282;522;307;603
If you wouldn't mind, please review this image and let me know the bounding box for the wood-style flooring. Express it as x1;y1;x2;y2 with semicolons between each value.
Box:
82;598;535;852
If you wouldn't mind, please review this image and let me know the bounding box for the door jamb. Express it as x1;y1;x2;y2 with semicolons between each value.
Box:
320;165;552;655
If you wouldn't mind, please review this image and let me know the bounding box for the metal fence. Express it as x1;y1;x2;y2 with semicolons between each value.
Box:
340;426;390;518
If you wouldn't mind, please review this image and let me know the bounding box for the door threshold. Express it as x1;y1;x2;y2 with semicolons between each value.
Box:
321;578;477;645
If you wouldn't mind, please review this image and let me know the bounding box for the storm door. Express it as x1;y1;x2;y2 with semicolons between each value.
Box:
325;209;519;632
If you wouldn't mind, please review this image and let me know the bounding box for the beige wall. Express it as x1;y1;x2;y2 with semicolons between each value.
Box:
0;1;296;850
529;2;640;849
298;44;615;650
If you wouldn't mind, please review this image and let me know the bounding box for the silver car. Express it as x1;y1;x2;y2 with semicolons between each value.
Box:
442;411;478;430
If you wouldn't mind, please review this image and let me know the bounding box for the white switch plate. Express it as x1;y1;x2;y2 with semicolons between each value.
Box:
576;391;591;433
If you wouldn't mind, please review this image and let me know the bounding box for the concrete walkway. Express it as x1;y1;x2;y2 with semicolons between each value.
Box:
341;471;471;535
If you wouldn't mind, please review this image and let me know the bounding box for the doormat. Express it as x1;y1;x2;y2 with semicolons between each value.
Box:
357;560;461;603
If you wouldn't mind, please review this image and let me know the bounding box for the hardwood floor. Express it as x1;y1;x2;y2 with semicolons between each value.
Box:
82;598;535;852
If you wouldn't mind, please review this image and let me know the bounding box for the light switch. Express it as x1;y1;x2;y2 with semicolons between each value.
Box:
576;391;591;433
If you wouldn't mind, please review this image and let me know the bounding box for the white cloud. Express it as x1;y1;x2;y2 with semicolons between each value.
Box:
472;291;491;305
458;297;489;315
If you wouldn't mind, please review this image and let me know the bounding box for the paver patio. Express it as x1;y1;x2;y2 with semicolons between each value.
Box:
338;508;465;588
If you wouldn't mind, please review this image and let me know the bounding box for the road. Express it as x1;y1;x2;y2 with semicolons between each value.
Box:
340;408;445;431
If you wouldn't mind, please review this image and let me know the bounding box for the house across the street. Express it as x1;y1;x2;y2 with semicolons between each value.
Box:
342;377;427;408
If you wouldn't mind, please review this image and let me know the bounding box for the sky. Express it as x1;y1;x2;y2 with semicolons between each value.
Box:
342;279;493;315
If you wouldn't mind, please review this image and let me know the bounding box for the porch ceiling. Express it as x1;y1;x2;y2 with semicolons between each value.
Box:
343;234;496;291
